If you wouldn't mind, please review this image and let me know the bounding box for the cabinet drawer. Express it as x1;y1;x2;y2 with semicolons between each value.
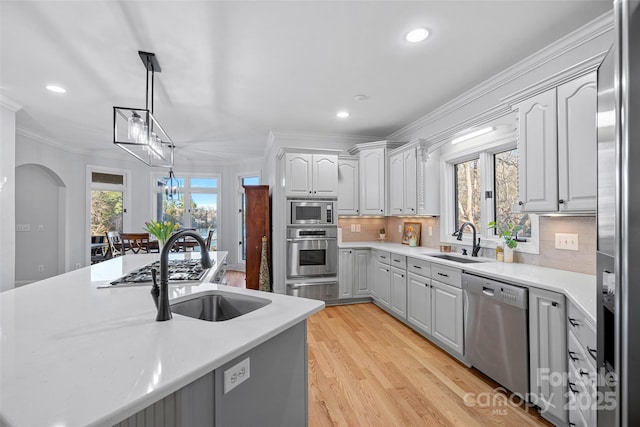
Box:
407;257;431;277
431;264;461;288
390;253;407;269
378;251;391;265
568;331;597;392
568;360;596;427
567;302;597;363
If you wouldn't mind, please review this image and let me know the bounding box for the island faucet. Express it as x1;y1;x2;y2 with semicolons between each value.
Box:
456;221;481;257
152;229;213;321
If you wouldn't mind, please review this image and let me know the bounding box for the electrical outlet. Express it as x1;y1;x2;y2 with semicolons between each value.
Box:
555;233;579;251
355;224;361;232
16;224;30;232
37;265;44;272
428;227;433;236
224;357;250;394
350;224;356;232
38;224;44;231
398;224;402;233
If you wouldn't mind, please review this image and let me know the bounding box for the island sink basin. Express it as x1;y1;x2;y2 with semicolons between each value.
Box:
171;291;271;322
427;254;486;264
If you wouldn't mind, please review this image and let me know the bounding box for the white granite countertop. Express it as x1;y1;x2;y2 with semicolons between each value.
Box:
339;242;596;323
0;252;324;427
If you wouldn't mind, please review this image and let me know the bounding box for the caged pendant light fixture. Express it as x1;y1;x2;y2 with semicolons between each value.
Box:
113;51;174;167
164;168;179;201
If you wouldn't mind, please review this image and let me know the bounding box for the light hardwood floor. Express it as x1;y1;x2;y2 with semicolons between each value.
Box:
307;303;552;427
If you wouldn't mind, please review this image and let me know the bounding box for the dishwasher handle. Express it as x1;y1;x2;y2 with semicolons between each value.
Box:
482;287;495;297
462;273;528;309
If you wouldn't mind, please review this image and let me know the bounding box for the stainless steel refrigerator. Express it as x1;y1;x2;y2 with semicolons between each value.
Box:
597;0;640;425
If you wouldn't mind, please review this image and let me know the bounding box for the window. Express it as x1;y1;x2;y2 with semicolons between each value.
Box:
239;175;260;262
90;170;127;236
441;129;538;254
153;173;220;249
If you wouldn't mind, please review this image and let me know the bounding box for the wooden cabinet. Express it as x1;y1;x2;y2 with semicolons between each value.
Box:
338;248;370;299
515;88;559;212
431;279;464;356
337;158;359;215
338;249;354;299
515;72;596;213
284;153;338;198
529;288;568;424
243;185;270;290
557;72;597;212
359;147;386;215
407;272;431;334
389;147;418;216
390;266;407;319
353;249;370;296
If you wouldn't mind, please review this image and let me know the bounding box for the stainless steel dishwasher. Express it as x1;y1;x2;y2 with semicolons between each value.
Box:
463;273;529;397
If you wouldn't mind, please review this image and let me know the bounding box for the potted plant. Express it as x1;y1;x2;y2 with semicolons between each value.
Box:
144;220;179;250
379;227;386;240
488;220;522;263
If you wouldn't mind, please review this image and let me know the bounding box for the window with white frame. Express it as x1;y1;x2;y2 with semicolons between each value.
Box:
238;175;260;262
153;173;220;249
441;130;538;253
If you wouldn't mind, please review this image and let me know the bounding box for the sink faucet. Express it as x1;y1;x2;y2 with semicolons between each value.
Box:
152;229;213;321
456;222;481;257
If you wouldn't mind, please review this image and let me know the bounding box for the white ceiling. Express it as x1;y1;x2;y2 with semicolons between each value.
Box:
1;0;612;165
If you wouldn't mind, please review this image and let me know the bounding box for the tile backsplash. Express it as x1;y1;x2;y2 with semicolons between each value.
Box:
338;215;596;275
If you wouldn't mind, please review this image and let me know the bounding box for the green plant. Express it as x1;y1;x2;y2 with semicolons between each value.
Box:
379;227;386;235
488;221;522;249
143;220;179;245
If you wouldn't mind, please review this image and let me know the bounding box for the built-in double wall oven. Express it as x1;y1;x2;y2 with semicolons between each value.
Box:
286;200;338;300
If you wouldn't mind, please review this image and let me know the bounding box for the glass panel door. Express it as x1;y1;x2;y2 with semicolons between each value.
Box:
190;193;217;249
91;190;123;235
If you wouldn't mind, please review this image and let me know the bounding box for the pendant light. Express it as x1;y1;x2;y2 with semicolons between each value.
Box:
113;51;174;167
164;168;179;200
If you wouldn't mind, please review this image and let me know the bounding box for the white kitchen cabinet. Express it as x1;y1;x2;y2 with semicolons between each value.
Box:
376;262;391;308
389;151;405;215
360;147;386;215
529;288;568;424
407;272;431;334
388;147;418;216
353;249;370;296
390;266;407;319
284;153;338;198
337;158;359;215
369;250;378;298
338;249;354;299
431;279;464;356
557;72;597;212
514;72;597;213
515;88;559;212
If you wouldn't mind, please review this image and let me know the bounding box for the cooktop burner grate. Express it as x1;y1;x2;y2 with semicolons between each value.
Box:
109;259;213;286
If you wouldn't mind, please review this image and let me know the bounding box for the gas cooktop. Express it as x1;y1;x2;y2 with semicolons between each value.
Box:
105;259;214;287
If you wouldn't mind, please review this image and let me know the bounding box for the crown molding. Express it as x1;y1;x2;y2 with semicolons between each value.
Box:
16;127;89;154
346;140;405;156
269;129;380;145
0;95;22;112
387;10;614;142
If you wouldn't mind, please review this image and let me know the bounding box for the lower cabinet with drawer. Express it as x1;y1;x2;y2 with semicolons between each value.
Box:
566;300;597;427
375;252;391;308
529;287;568;425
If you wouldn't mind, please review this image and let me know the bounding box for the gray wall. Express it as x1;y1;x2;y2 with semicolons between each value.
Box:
1;102;17;292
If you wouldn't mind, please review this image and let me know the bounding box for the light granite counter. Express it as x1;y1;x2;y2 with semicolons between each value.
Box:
0;252;324;427
339;241;596;323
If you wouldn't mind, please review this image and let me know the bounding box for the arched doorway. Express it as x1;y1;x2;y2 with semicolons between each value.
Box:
15;164;66;285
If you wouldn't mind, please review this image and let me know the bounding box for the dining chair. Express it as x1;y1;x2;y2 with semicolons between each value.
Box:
106;231;123;257
90;235;108;264
120;233;150;254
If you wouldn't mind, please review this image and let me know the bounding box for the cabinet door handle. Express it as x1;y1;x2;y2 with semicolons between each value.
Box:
380;209;383;213
552;301;558;307
380;256;387;259
579;369;590;377
568;317;579;327
587;346;597;361
393;259;400;263
568;350;579;362
437;272;449;278
413;265;422;269
559;199;564;204
518;201;524;206
568;382;578;394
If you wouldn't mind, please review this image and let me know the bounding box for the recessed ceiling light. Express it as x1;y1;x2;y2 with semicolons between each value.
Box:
405;28;430;43
336;111;350;119
46;85;66;93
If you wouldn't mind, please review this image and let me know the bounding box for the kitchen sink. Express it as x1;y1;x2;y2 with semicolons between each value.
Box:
427;254;486;264
171;291;271;322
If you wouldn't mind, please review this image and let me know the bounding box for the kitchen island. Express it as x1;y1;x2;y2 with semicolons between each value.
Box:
0;252;324;427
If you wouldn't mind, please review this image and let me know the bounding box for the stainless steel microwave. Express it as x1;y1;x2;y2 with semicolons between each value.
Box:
288;200;335;226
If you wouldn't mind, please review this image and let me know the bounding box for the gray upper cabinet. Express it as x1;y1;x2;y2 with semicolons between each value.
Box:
557;72;597;212
337;158;359;215
389;151;405;215
284;153;338;198
515;88;559;212
360;147;386;215
514;72;597;214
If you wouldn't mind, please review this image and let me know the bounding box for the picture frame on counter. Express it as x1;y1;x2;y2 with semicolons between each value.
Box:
402;222;421;246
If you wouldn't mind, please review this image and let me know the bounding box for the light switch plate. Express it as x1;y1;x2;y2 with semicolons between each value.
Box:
355;224;361;232
428;227;433;236
224;357;250;394
350;224;356;232
555;233;579;251
16;224;30;232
